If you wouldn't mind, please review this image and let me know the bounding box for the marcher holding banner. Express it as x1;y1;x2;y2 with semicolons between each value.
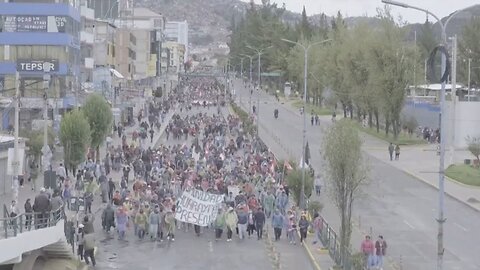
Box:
175;188;224;227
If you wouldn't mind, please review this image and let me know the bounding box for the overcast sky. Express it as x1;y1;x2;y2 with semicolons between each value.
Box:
242;0;479;24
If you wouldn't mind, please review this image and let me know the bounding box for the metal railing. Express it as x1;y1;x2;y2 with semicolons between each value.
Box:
318;216;358;270
1;205;65;239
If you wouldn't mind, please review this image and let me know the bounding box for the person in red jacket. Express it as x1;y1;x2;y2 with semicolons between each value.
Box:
360;235;375;269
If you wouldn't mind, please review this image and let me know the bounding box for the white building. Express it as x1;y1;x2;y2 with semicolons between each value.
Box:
115;8;165;80
165;21;189;63
80;0;95;85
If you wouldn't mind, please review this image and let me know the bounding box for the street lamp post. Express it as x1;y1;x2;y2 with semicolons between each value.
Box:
11;71;20;201
280;38;331;210
240;54;254;109
467;58;472;101
381;1;476;269
246;45;272;136
42;63;53;173
240;58;244;78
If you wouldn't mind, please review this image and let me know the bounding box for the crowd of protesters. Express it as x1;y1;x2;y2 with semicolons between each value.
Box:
6;77;333;269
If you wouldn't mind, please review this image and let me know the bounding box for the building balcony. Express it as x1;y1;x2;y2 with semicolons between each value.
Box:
80;31;94;44
80;5;94;21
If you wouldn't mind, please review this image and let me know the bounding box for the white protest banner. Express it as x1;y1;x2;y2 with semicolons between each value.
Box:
175;188;224;227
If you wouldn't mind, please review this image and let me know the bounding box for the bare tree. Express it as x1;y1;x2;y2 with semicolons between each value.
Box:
323;120;369;264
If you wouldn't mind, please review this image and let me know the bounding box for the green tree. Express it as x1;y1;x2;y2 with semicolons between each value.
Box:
22;128;54;162
323;120;368;263
342;23;377;123
60;109;91;174
228;0;294;80
417;21;438;60
286;169;314;207
459;16;480;88
82;94;113;160
299;6;313;40
369;10;412;139
325;12;351;118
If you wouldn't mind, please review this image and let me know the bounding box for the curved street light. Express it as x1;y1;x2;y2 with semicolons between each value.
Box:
280;38;331;210
381;1;477;269
246;45;273;136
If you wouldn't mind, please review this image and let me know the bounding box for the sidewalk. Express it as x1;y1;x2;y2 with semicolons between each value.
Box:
361;134;480;212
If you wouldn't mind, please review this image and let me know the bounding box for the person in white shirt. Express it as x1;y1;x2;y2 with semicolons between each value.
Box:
56;163;67;182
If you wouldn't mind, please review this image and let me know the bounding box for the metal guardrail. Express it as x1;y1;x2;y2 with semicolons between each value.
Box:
318;217;359;270
1;205;65;239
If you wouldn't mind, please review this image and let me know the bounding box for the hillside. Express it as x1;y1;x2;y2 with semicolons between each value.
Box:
136;0;480;47
137;0;246;45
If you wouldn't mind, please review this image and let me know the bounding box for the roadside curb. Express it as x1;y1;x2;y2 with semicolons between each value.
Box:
302;240;322;270
402;169;480;213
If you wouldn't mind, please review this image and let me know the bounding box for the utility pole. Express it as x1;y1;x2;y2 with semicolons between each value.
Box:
382;2;477;269
413;31;417;101
246;45;272;136
449;35;457;166
240;54;253;112
467;58;472;101
257;51;261;136
11;71;20;201
240;58;244;78
280;38;331;209
42;63;52;173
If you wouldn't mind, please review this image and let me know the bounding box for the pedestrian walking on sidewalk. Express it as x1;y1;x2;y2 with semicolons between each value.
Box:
395;145;400;160
298;214;309;244
375;235;387;269
312;212;324;245
388;143;394;161
24;199;33;230
361;235;375;269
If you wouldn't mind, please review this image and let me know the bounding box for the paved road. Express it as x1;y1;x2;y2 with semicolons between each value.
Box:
94;106;313;270
234;79;480;270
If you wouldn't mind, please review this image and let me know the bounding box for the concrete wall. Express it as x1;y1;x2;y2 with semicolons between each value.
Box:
0;220;65;264
445;100;480;148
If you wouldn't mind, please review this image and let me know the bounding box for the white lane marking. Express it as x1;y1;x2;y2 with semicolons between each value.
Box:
403;220;415;229
454;222;468;232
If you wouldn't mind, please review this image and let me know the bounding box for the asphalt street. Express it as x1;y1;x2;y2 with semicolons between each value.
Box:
93;105;313;270
234;79;480;270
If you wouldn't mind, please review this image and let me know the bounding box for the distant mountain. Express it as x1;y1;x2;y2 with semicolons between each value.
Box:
135;0;480;47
